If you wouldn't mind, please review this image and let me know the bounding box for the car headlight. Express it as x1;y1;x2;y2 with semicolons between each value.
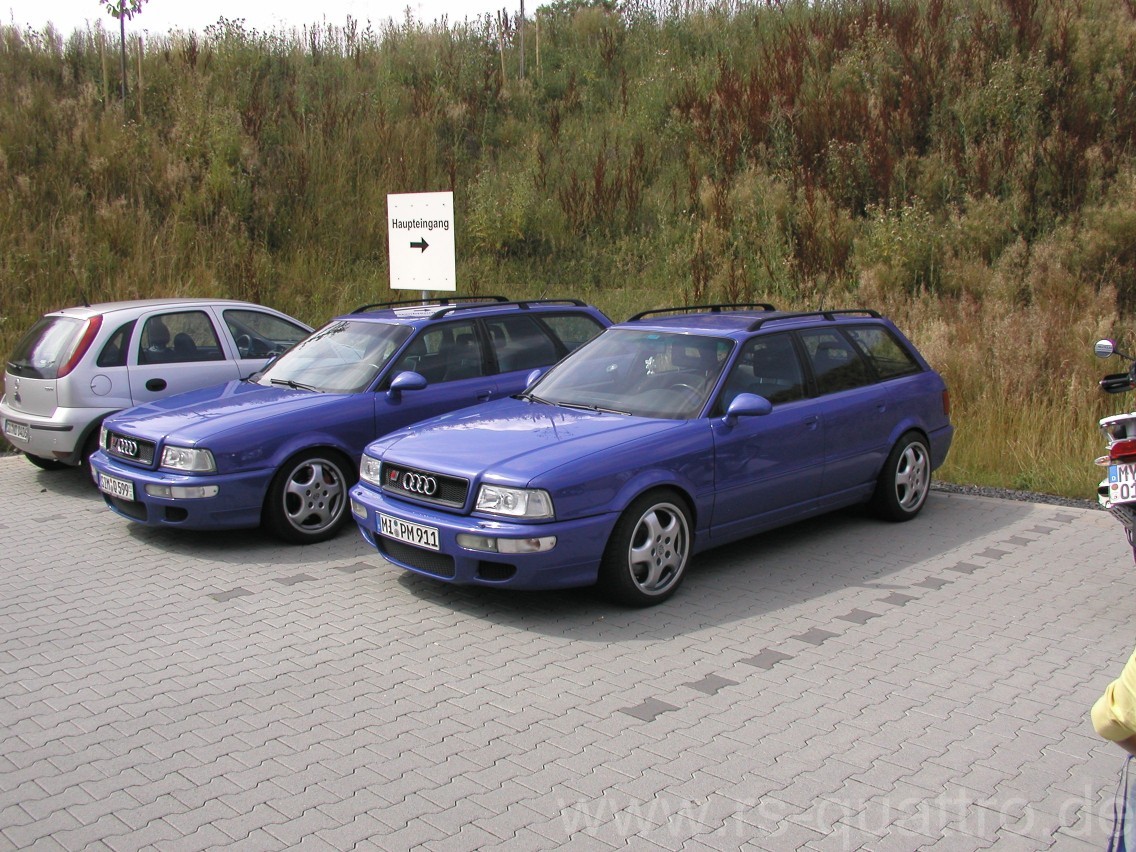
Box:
99;424;108;449
475;484;553;519
360;455;383;486
160;446;216;472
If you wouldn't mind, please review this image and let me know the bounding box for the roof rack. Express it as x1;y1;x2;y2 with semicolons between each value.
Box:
350;295;508;314
427;298;589;319
747;309;882;331
626;303;777;322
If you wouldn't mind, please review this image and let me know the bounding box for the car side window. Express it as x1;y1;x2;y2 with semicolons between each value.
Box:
800;329;873;394
96;321;134;368
138;311;224;365
487;315;560;373
717;333;804;413
846;326;922;380
223;309;309;359
392;321;484;383
538;314;606;354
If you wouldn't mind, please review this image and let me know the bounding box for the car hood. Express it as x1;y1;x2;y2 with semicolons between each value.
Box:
376;397;687;484
105;380;345;444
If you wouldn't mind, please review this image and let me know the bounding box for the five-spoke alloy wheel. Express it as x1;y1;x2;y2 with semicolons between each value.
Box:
599;490;692;607
265;450;354;543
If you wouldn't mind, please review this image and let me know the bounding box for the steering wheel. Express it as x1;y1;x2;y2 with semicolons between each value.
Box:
670;383;700;395
236;334;252;357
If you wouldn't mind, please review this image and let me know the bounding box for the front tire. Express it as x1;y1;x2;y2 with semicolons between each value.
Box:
598;491;692;607
264;450;354;544
871;432;931;521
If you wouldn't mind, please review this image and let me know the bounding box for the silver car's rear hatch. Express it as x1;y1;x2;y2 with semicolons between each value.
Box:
3;315;88;416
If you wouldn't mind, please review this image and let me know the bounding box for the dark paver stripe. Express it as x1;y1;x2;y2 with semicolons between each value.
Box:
792;628;839;646
685;674;738;695
741;649;794;669
209;588;252;602
621;698;679;721
273;574;316;585
946;562;980;574
836;608;881;625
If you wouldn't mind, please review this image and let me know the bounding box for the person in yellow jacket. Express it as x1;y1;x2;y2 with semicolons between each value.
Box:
1094;645;1136;755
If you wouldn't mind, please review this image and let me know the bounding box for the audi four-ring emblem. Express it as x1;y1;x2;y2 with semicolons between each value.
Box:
400;472;438;495
113;436;139;457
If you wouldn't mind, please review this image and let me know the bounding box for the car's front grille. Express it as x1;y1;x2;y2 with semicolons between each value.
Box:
379;461;468;508
104;430;156;466
379;539;456;578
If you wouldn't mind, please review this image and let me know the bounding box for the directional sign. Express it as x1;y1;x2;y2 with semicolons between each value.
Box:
387;192;456;292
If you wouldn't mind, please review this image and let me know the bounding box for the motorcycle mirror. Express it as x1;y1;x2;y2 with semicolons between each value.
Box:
1095;339;1117;358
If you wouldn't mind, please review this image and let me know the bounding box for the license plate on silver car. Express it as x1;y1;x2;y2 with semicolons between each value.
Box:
3;419;29;443
98;472;135;501
379;513;439;550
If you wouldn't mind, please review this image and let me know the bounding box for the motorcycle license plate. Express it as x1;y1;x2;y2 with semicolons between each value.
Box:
1108;463;1136;503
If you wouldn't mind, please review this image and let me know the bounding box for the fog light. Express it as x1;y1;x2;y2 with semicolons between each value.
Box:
457;533;556;554
145;484;219;499
351;499;367;519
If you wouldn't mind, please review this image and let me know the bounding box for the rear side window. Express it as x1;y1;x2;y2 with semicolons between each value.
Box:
800;329;873;395
96;321;135;368
6;316;84;379
488;315;561;373
138;311;224;365
538;314;606;354
846;326;922;380
223;309;309;359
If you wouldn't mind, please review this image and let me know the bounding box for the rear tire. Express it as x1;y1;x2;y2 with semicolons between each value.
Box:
871;432;931;521
24;452;69;471
264;450;355;544
598;490;691;607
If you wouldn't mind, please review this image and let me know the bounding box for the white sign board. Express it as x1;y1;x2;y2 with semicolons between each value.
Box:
387;192;456;292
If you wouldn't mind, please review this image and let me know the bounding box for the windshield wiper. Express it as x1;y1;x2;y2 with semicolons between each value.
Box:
270;378;321;392
555;401;630;415
518;391;554;404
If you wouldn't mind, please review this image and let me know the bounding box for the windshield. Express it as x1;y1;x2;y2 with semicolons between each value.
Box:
527;328;733;419
256;319;413;393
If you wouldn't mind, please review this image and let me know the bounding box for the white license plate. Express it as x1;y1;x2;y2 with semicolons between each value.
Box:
98;472;135;501
1108;463;1136;503
379;513;439;551
3;419;29;443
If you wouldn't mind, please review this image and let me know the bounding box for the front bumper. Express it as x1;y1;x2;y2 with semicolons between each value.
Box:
349;483;618;591
90;450;270;531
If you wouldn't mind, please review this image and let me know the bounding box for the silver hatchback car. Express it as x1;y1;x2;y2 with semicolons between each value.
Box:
2;298;312;470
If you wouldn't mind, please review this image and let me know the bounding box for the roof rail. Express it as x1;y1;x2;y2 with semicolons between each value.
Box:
627;303;777;322
350;295;508;314
747;308;882;331
427;297;589;319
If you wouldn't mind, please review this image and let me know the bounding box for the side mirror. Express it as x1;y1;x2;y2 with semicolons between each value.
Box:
723;392;774;423
1096;339;1117;359
387;370;427;400
525;367;546;388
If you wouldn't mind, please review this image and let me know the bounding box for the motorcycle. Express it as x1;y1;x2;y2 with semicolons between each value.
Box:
1095;338;1136;559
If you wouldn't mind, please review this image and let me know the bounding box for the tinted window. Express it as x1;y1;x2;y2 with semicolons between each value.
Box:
539;314;606;353
138;312;225;364
718;333;805;412
846;326;922;380
6;316;84;379
487;315;560;373
96;321;134;368
800;329;873;394
224;309;309;359
393;321;485;383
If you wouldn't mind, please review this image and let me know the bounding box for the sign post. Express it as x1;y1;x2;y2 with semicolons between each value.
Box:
387;192;456;297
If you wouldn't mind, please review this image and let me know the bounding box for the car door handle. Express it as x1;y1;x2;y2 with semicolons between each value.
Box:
803;415;819;430
476;389;494;401
145;378;167;392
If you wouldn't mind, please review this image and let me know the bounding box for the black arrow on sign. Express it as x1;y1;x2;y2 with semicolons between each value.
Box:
410;238;430;252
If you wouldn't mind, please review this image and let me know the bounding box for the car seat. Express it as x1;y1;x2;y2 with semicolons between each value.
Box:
173;333;198;360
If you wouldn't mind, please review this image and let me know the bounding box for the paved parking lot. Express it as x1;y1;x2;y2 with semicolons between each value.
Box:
1;453;1134;850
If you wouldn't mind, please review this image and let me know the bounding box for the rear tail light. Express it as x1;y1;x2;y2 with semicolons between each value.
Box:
57;316;103;378
1111;438;1136;463
941;389;950;417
